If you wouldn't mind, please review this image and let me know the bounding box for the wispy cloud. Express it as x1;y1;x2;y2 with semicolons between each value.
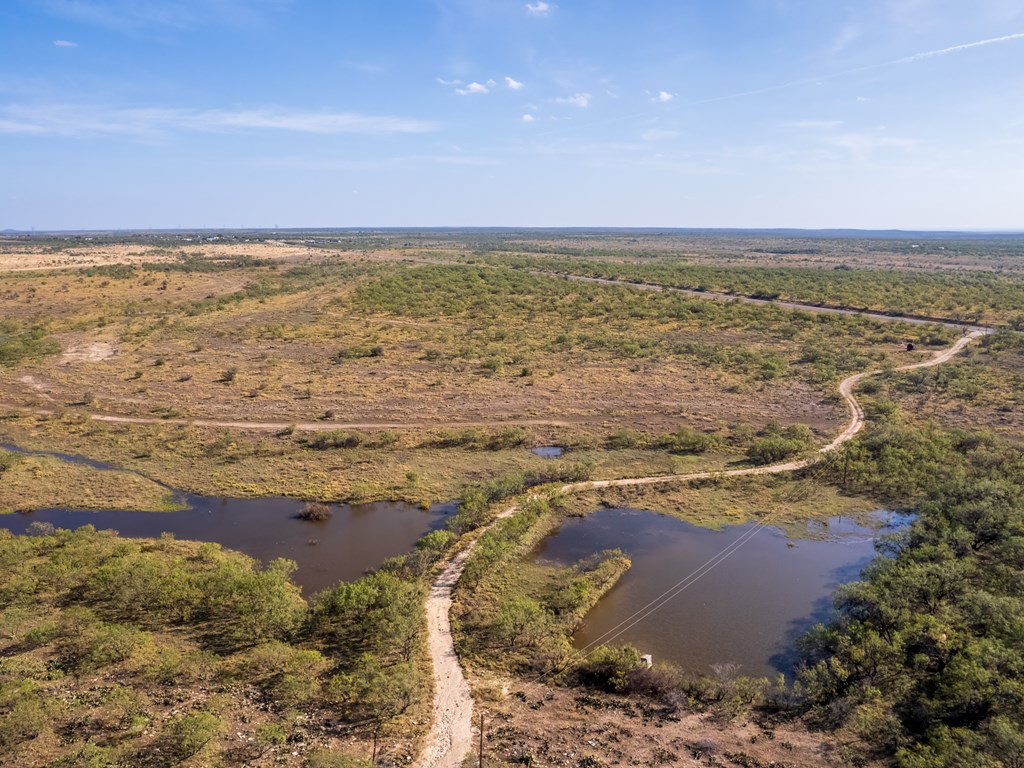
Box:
784;120;844;130
827;132;919;159
0;104;438;137
52;39;78;47
37;0;292;30
826;23;862;56
456;81;489;95
525;1;551;17
641;128;679;141
651;90;673;103
261;153;498;171
884;31;1024;65
553;93;590;108
521;114;535;122
436;77;463;86
692;31;1024;106
505;76;524;90
347;61;385;74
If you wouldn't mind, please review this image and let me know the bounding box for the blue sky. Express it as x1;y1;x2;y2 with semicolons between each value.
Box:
2;0;1023;230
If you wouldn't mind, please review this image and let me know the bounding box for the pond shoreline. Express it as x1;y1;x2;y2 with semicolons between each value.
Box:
0;441;454;595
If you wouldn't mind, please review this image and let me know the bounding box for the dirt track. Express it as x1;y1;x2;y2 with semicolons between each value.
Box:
0;258;992;766
416;328;988;768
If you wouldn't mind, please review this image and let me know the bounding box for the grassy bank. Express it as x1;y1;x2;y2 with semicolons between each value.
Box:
0;448;178;514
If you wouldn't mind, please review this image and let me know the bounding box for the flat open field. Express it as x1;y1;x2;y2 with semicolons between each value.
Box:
2;231;1022;768
2;231;983;509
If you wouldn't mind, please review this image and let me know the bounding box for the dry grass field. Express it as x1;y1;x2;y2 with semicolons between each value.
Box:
2;232;978;512
2;231;1023;768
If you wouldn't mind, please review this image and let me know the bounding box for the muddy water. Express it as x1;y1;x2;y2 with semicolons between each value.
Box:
533;507;908;678
0;444;454;595
1;498;454;596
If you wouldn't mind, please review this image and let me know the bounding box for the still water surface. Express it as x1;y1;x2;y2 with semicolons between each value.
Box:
0;496;453;596
533;507;907;678
0;442;454;595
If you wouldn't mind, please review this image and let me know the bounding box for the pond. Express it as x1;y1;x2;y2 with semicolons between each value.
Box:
0;444;454;596
532;507;909;678
530;446;564;459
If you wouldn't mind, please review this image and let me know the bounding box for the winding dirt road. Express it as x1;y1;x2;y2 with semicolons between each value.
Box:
0;260;992;766
416;328;988;768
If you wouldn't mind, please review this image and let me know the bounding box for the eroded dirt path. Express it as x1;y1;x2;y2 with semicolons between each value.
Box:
416;328;988;768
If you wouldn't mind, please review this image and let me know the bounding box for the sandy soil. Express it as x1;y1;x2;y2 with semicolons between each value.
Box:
59;341;117;364
0;240;319;272
477;679;869;767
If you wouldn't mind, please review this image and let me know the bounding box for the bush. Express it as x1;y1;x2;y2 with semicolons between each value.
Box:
747;435;806;464
487;426;529;450
606;429;647;449
332;345;384;361
658;426;719;454
307;430;364;449
164;711;221;760
0;325;61;367
575;645;642;693
306;750;372;768
298;502;332;521
429;428;481;448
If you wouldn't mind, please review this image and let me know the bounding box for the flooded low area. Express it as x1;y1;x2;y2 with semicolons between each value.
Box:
1;442;136;474
531;446;565;458
1;498;453;596
0;442;454;595
533;507;908;678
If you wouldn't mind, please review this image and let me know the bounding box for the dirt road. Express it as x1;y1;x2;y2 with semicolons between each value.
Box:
416;328;988;768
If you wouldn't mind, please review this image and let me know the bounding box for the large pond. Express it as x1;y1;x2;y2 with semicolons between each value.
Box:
1;443;454;596
533;507;909;678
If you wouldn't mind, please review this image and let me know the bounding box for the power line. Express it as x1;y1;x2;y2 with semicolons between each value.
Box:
530;459;835;684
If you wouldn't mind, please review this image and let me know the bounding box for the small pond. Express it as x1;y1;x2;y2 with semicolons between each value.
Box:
532;507;909;678
0;444;454;596
530;446;564;459
2;498;454;596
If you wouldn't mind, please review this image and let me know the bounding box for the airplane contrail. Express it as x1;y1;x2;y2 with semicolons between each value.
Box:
690;31;1024;106
531;31;1024;137
890;31;1024;65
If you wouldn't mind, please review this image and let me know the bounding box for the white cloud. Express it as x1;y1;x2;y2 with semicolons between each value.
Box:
652;90;673;103
641;128;679;141
521;114;535;122
52;39;78;47
262;153;498;171
505;76;524;90
486;78;496;87
348;62;385;74
784;120;844;130
455;81;489;95
553;92;590;108
525;1;551;16
436;77;463;86
37;0;293;30
828;132;919;157
0;104;438;137
826;23;862;56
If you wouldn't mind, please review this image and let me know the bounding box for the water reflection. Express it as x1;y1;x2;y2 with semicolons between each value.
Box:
1;497;454;596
